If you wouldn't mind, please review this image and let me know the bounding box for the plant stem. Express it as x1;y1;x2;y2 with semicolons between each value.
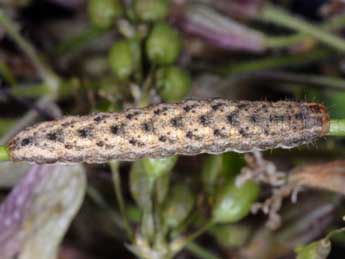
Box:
266;13;345;48
110;161;134;241
186;242;218;259
328;119;345;136
217;48;332;75
86;186;125;232
0;61;16;86
54;26;106;56
139;66;156;108
0;9;59;95
261;4;345;53
172;220;213;255
0;119;16;136
229;71;345;91
0;146;10;162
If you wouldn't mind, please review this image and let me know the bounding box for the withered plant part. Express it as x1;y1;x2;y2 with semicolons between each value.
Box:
248;159;345;229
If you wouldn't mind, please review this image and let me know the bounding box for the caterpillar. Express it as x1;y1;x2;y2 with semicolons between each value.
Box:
7;99;330;164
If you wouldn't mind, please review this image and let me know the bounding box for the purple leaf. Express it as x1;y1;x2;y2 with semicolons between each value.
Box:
0;164;86;259
174;4;266;53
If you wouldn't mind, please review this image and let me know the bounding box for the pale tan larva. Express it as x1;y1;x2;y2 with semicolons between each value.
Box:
8;99;330;164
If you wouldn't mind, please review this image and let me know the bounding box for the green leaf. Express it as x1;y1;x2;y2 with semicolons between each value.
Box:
212;180;259;224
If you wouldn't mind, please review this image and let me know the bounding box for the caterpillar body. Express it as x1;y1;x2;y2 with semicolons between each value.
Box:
8;99;330;164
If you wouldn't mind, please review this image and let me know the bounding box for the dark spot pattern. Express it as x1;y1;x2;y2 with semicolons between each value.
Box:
183;103;198;112
94;115;108;122
47;132;58;141
250;115;258;123
142;122;153;132
78;128;92;138
129;138;144;147
295;113;304;120
227;112;239;126
21;137;32;146
186;131;193;139
126;114;134;120
96;141;104;147
154;106;168;115
199;115;210;126
170;117;183;128
110;125;123;135
213;129;226;138
211;102;225;111
129;139;136;145
126;111;140;120
94;116;102;122
269;115;285;122
238;128;249;137
159;136;167;142
46;129;64;142
183;106;193;112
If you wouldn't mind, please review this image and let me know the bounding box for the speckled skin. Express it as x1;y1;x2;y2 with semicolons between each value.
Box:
8;99;330;164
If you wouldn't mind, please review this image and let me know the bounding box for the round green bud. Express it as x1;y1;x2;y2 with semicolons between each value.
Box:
163;184;194;228
156;66;191;102
210;224;250;247
146;22;182;65
88;0;123;29
295;239;331;259
109;39;137;80
134;0;169;22
212;180;260;224
142;156;177;181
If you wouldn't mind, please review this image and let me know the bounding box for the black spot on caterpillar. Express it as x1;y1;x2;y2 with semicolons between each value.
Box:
7;99;330;164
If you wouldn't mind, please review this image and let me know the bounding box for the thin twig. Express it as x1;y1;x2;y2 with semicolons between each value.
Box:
110;161;134;241
186;242;219;259
328;119;345;136
0;146;9;161
265;12;345;48
0;9;59;95
261;4;345;53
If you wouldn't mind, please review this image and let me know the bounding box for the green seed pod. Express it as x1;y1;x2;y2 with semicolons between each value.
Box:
162;184;194;228
129;160;154;210
202;153;245;194
142;156;177;181
202;155;222;194
221;153;246;180
146;22;182;65
156;66;191;102
88;0;123;29
134;0;169;22
210;224;251;247
212;180;259;224
155;171;171;204
295;239;331;259
109;39;137;80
